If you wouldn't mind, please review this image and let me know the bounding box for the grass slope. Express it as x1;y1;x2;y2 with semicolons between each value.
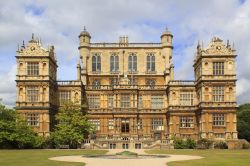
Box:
0;149;107;166
146;149;250;166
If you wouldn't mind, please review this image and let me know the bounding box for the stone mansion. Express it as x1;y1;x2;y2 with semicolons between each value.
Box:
15;28;238;149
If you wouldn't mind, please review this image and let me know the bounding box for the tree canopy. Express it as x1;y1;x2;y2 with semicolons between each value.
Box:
237;103;250;142
50;101;93;148
0;104;44;149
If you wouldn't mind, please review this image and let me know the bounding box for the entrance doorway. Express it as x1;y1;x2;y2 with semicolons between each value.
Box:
121;118;129;133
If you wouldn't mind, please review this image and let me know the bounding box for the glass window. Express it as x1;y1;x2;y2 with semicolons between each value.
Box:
88;119;100;130
128;76;137;85
110;77;119;86
147;53;155;72
59;91;71;104
92;54;101;72
151;95;163;109
108;95;113;108
213;114;225;126
213;62;224;75
152;118;164;131
137;118;143;130
120;95;130;108
27;62;39;76
138;95;142;109
180;116;193;128
87;95;100;109
128;54;137;72
108;119;114;130
27;86;39;102
214;133;225;138
146;79;155;88
26;113;39;126
213;86;224;102
93;80;101;89
180;91;194;106
110;54;119;72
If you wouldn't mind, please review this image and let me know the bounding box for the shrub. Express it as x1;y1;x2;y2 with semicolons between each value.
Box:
173;138;196;149
174;137;186;149
242;142;250;149
214;141;228;149
185;138;196;149
197;138;213;149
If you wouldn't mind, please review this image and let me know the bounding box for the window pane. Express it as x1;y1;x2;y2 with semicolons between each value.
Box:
27;86;39;102
92;56;96;71
27;62;39;76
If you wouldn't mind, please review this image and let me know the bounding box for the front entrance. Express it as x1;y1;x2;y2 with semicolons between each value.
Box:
121;118;129;133
122;143;129;149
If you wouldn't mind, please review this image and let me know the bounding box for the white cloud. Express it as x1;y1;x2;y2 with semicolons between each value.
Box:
0;0;250;107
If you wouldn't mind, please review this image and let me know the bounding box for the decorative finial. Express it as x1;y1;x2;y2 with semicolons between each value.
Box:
21;40;25;48
165;26;168;31
17;43;20;51
197;40;201;49
84;26;86;31
32;33;34;40
39;38;42;45
227;40;230;48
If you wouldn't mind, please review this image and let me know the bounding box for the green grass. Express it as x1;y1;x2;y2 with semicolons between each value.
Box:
0;149;108;166
116;151;138;156
146;149;250;166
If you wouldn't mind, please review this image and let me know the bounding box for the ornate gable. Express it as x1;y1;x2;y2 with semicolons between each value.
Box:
16;34;56;61
202;37;235;56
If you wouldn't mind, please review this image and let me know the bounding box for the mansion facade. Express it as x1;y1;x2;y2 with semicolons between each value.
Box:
16;28;238;149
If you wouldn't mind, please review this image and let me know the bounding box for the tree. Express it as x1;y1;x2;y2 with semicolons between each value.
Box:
237;103;250;141
0;104;44;149
50;101;92;148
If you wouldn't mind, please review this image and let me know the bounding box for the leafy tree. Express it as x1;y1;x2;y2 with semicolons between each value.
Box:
237;103;250;141
50;101;92;148
0;104;44;149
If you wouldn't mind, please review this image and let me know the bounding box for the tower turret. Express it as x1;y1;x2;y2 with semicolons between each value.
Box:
161;28;174;83
78;26;91;85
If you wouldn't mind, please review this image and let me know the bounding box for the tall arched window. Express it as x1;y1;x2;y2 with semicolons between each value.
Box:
110;54;119;72
128;53;137;72
92;54;101;72
147;53;155;72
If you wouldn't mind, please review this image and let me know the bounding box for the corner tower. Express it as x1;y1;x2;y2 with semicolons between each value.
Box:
16;34;58;136
194;37;237;141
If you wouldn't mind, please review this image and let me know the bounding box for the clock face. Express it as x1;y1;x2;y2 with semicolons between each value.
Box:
216;46;221;50
30;46;35;51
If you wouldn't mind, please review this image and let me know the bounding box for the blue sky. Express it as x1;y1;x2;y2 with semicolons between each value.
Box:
0;0;250;107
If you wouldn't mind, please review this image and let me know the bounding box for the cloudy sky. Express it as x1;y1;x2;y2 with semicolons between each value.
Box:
0;0;249;107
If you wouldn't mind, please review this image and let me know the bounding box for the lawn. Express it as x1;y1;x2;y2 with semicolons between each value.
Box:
0;149;108;166
146;149;250;166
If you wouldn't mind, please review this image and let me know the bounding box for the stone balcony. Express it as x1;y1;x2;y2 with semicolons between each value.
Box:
85;85;167;91
168;80;196;86
57;80;82;86
90;42;162;48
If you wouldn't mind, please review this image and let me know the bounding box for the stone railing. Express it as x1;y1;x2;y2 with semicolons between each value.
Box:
90;43;162;48
16;101;50;108
85;85;167;90
168;80;196;86
57;80;82;86
198;102;237;108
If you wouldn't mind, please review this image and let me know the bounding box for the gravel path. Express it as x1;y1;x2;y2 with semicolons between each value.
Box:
49;149;203;166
